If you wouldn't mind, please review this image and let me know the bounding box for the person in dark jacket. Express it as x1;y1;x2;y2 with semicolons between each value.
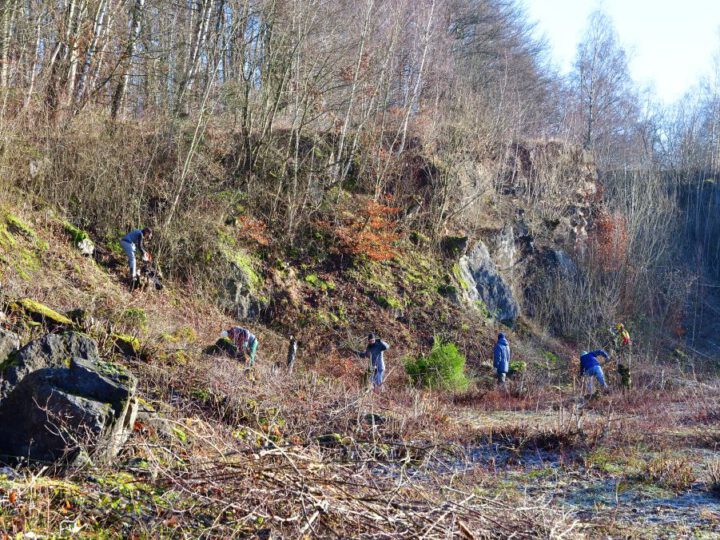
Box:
221;326;259;366
120;228;153;285
579;349;610;394
493;333;510;389
359;333;389;390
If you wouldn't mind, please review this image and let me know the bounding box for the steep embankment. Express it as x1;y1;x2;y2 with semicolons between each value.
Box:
0;144;717;538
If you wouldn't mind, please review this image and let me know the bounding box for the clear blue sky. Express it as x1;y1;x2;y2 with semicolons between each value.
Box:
522;0;720;104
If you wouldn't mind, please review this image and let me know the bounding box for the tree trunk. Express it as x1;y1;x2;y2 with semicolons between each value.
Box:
111;0;145;120
75;0;110;106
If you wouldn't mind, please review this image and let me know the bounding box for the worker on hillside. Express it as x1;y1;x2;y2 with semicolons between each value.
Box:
493;333;510;391
579;349;610;395
221;326;259;366
358;333;389;391
120;227;153;287
615;323;631;350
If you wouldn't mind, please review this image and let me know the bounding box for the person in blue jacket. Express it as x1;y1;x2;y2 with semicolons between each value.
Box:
359;333;389;390
579;349;610;394
120;227;153;285
493;333;510;389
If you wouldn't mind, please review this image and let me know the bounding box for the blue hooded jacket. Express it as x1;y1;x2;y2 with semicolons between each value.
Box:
121;229;147;257
361;340;389;371
493;333;510;373
580;350;609;373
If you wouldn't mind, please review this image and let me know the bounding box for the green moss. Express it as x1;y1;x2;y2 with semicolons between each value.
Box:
172;426;188;444
95;359;131;380
508;360;526;375
63;221;90;244
136;397;156;413
15;298;74;326
374;294;404;310
15;247;41;279
452;263;469;291
161;326;197;344
218;232;262;291
5;213;37;240
304;273;335;291
0;222;16;249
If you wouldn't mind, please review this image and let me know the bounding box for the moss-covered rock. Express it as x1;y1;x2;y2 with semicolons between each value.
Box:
111;333;141;357
13;299;74;327
216;232;266;318
62;221;90;244
62;221;95;255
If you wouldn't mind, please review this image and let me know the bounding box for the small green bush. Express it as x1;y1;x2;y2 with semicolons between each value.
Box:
405;339;470;392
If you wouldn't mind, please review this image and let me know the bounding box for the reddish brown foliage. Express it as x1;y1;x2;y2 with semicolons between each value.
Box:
234;215;270;246
325;198;401;261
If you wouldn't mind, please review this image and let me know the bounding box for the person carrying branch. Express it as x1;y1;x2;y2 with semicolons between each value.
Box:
493;333;511;391
358;333;389;390
579;349;610;395
613;323;632;389
221;326;259;366
120;227;153;288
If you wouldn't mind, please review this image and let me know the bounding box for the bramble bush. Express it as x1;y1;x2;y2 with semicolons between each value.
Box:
405;339;470;392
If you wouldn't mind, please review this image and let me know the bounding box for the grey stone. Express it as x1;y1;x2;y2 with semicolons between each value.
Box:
221;268;265;320
0;332;99;401
0;328;20;365
459;241;520;324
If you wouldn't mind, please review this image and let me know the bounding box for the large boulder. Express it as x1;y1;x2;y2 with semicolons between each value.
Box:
0;332;137;465
0;331;98;400
458;241;520;325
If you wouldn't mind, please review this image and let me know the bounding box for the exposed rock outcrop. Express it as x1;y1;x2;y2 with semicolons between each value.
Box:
458;241;520;325
219;247;266;320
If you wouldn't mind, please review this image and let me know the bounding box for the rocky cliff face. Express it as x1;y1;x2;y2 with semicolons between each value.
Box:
450;142;601;325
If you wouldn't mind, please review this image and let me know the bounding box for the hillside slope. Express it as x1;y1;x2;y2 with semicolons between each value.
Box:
0;146;718;537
